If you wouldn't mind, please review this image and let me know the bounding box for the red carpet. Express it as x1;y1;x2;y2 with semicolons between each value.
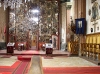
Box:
13;61;29;74
0;57;30;74
43;67;100;74
0;61;21;74
21;50;39;54
17;55;32;61
1;72;12;74
0;68;14;72
12;56;31;74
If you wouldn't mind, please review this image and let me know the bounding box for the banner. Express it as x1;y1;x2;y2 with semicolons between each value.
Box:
75;18;85;34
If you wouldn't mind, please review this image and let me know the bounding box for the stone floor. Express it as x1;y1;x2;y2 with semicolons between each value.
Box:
0;49;70;55
0;55;17;66
0;55;97;67
42;56;97;67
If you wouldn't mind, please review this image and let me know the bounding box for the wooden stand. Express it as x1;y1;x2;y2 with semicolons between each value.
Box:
7;43;15;54
45;43;53;55
18;43;24;51
46;48;53;54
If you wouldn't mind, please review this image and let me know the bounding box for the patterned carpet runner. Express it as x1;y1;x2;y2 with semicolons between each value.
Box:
0;61;21;74
13;61;29;74
0;56;31;74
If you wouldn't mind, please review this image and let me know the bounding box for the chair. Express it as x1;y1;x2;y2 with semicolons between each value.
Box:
85;36;90;58
89;36;96;60
81;43;87;56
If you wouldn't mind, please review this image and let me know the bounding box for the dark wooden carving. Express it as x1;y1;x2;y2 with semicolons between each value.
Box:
71;20;76;33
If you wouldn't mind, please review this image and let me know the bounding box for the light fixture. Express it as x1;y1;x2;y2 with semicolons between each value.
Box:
31;9;39;13
0;0;30;10
30;17;38;22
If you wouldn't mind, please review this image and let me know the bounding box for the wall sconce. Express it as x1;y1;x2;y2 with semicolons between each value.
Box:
66;2;72;10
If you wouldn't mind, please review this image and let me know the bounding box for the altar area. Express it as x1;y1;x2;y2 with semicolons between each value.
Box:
0;49;70;55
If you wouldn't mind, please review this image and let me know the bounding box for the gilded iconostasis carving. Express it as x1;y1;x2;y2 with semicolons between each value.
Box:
9;0;59;43
0;7;6;42
87;0;100;34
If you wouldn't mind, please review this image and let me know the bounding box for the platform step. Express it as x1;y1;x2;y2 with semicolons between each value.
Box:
17;56;32;61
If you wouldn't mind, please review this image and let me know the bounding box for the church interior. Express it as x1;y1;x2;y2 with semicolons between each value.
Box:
0;0;100;74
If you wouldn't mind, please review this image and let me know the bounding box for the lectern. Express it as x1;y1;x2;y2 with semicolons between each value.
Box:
18;43;24;51
7;43;15;54
45;43;53;54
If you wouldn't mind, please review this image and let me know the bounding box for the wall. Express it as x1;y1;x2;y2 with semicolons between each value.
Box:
74;0;86;19
86;0;100;34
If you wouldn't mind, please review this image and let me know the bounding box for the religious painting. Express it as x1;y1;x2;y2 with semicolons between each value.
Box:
78;21;82;28
52;35;58;49
91;2;99;22
41;25;49;34
87;0;100;34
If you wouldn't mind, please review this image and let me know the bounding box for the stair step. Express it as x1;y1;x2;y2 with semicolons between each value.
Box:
17;56;32;61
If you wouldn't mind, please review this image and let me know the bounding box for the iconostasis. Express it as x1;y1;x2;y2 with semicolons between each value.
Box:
0;7;7;42
9;0;59;44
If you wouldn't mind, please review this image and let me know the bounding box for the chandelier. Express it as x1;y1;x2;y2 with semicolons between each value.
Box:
0;0;30;10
